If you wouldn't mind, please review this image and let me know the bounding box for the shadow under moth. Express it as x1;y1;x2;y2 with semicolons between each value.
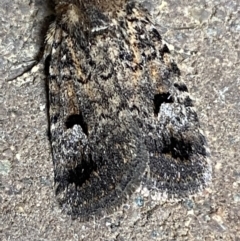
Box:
44;0;211;220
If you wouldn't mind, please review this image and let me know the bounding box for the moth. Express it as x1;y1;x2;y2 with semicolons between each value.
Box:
44;0;211;220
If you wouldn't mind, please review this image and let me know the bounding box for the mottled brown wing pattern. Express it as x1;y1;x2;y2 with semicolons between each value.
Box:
45;0;211;220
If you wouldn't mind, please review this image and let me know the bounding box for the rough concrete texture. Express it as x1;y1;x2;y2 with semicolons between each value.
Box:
0;0;239;240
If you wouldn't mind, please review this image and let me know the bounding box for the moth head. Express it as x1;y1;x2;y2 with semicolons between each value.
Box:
55;2;86;29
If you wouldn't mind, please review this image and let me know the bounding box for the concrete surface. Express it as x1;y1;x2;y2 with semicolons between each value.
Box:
0;0;239;240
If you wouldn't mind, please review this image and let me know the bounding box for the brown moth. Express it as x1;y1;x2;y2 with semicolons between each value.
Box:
44;0;211;220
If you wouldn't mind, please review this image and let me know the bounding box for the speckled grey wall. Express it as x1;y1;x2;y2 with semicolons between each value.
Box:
0;0;239;240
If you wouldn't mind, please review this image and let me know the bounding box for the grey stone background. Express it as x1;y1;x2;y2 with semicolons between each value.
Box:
0;0;239;240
